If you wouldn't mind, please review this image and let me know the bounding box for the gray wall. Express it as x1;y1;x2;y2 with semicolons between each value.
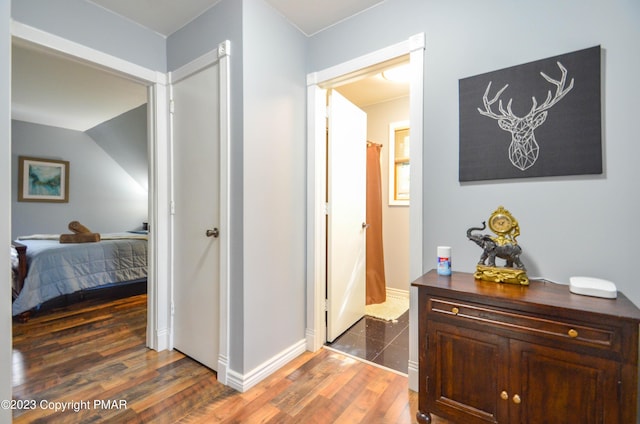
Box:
12;0;166;71
1;0;11;419
12;120;148;238
308;0;640;307
241;0;307;372
87;104;148;190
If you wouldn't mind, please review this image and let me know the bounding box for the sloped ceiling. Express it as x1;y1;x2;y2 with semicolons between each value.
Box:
11;39;147;132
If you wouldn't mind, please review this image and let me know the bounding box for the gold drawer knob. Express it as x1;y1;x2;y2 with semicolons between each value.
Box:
568;329;578;338
512;394;521;404
500;391;509;400
451;307;459;315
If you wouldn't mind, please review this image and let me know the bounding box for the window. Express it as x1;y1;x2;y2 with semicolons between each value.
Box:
389;121;410;205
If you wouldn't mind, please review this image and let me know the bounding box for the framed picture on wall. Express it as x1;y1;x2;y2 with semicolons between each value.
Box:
18;156;70;203
459;45;602;182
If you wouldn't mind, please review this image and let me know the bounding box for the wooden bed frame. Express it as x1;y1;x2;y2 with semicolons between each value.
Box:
10;241;146;322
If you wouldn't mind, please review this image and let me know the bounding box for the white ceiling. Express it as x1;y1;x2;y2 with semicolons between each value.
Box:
12;0;405;132
89;0;386;37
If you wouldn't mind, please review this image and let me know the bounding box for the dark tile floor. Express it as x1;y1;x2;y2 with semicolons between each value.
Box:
326;310;409;374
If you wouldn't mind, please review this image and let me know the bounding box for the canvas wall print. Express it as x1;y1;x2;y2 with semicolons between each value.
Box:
18;156;69;202
459;46;602;182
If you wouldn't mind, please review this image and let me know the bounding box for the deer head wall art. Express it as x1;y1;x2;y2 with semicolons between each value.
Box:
458;46;602;182
478;62;574;171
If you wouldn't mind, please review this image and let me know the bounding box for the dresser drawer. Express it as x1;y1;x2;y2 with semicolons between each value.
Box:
428;297;618;351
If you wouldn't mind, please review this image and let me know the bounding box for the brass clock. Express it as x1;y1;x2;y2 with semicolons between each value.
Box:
489;209;513;235
488;206;520;245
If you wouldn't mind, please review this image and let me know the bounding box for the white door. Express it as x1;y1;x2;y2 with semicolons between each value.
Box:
171;62;220;370
326;89;368;342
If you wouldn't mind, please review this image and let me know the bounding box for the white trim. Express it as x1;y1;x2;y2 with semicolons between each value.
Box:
306;34;425;393
11;20;159;84
386;287;410;300
154;328;170;351
227;340;307;393
216;39;232;385
167;40;232;384
169;48;219;83
409;286;420;390
311;36;422;86
305;83;329;352
407;37;426;392
148;80;171;352
408;357;420;389
10;20;170;352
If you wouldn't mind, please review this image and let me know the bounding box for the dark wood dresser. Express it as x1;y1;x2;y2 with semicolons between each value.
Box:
412;270;640;424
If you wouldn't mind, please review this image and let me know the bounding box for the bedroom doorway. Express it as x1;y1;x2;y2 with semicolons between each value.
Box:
9;22;171;354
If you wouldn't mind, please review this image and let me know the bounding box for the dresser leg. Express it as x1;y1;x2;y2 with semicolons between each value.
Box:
416;410;431;423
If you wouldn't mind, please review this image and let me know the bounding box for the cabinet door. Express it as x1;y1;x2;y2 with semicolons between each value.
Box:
427;322;509;423
510;340;621;424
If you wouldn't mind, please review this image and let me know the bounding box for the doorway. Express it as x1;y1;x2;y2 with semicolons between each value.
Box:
336;63;412;312
170;55;221;371
8;20;174;352
325;69;411;344
324;70;411;371
9;26;232;384
306;34;425;390
168;43;232;383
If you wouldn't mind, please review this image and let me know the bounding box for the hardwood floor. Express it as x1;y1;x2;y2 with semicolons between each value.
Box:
11;294;451;423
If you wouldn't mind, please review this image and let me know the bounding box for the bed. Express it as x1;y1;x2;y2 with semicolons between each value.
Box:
10;232;148;319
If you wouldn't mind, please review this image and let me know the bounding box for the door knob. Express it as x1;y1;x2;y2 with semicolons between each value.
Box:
362;222;370;229
206;228;219;238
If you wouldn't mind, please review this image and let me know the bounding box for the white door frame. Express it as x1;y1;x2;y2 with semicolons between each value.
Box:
168;41;231;384
305;33;425;390
9;20;171;352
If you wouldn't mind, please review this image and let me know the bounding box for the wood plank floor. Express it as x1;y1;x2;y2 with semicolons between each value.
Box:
11;294;451;423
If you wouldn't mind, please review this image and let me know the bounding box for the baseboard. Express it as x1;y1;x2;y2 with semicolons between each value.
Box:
227;339;307;393
154;327;170;351
386;287;410;299
217;354;229;385
408;359;419;392
305;327;323;352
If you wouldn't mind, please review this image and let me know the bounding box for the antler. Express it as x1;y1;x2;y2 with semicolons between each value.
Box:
477;81;517;122
478;61;574;121
529;61;574;115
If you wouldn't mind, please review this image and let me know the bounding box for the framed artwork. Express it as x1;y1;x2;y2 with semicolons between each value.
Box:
459;46;602;182
389;121;410;205
18;156;70;203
